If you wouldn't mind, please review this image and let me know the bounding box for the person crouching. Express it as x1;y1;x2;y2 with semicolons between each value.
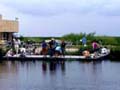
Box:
55;44;62;57
20;45;26;57
82;50;90;58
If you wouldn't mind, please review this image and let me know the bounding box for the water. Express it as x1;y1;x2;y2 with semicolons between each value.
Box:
0;60;120;90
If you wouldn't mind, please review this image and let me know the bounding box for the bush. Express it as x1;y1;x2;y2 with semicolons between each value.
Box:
0;47;6;56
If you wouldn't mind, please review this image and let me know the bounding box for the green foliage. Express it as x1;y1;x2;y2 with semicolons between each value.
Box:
21;37;61;43
95;36;118;45
62;32;95;45
21;37;42;43
115;37;120;45
62;33;120;46
0;47;7;56
19;32;120;46
19;35;24;41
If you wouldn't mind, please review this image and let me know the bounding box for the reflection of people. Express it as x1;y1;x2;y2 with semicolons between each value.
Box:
61;61;65;72
49;61;56;71
42;61;47;71
80;36;87;47
41;61;66;74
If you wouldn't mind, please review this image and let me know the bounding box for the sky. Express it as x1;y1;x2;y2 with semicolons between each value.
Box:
0;0;120;37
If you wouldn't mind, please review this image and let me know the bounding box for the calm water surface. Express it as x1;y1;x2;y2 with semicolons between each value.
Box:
0;60;120;90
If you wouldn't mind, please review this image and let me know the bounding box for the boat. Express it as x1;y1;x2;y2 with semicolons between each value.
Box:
2;48;110;61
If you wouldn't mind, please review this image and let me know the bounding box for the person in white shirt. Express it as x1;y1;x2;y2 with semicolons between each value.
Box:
13;38;20;54
101;47;108;54
6;49;13;57
20;45;26;57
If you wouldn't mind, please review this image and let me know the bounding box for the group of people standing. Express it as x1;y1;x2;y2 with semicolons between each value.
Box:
41;38;66;57
6;36;106;59
6;37;22;56
6;38;66;57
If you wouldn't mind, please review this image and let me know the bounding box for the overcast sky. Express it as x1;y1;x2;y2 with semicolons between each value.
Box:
0;0;120;36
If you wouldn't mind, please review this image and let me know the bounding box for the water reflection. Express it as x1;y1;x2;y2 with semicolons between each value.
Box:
42;61;47;71
42;61;65;75
0;61;18;75
0;60;120;90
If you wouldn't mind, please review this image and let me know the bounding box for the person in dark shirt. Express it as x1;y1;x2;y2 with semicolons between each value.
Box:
61;40;66;56
48;38;56;56
41;40;48;55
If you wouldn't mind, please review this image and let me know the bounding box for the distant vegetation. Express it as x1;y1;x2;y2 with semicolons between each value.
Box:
19;36;61;43
20;32;120;46
62;32;120;46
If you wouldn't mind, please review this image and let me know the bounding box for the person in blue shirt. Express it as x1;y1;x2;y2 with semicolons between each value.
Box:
80;36;87;47
55;44;62;56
